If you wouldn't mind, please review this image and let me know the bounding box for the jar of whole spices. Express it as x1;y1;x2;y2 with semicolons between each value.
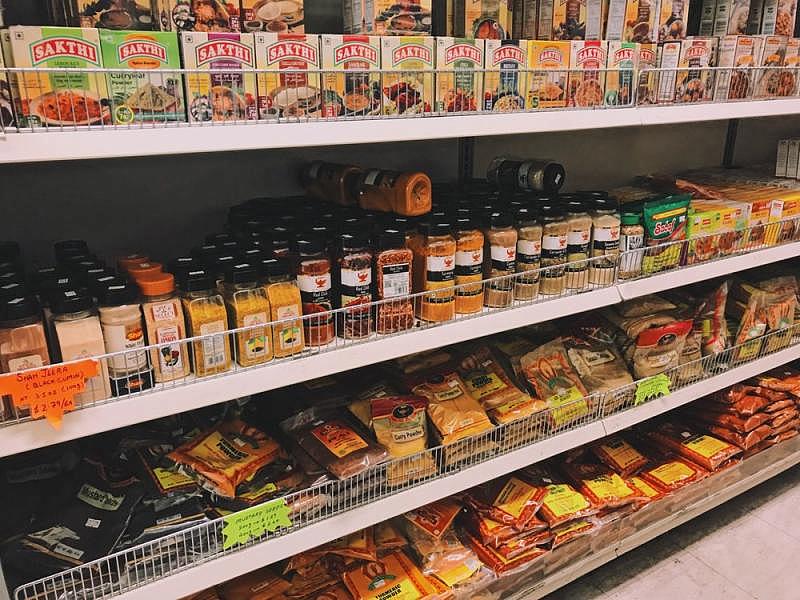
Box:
539;204;569;295
374;228;415;334
619;212;645;280
138;273;190;383
514;206;543;301
588;196;621;287
454;216;484;314
564;198;592;290
337;231;373;339
356;169;433;216
415;222;456;323
260;257;305;357
97;279;149;384
484;212;518;308
297;236;335;346
181;270;231;377
487;157;566;194
0;295;49;375
223;263;273;367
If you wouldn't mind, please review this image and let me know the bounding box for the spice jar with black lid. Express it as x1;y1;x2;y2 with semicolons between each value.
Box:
182;270;231;378
487;157;566;194
564;196;592;291
588;195;621;287
412;221;456;323
514;206;543;301
454;216;485;314
375;228;414;334
297;236;334;346
223;263;273;367
484;211;518;308
336;231;373;340
539;204;568;295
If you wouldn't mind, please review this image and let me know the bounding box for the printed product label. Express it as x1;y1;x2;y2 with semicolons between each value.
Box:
517;239;542;263
455;249;484;276
649;461;695;486
151;301;177;321
465;372;507;399
542;233;568;260
298;272;333;323
406;499;462;537
77;483;125;511
600;438;645;471
102;321;147;371
491;244;517;272
493;477;539;518
153;466;195;491
275;305;303;351
311;421;369;458
548;387;589;427
341;267;372;326
7;354;44;372
584;473;634;500
243;312;269;359
567;229;591;265
155;325;183;372
382;263;411;298
199;320;228;369
544;484;589;518
54;543;85;561
629;476;660;498
683;434;731;459
426;255;456;282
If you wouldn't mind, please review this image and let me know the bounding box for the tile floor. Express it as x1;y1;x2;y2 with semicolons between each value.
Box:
544;464;800;600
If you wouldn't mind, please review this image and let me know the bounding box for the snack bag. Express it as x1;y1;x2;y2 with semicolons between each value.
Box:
641;194;691;274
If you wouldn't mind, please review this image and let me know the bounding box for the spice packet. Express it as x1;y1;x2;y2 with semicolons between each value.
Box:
568;40;608;108
526;40;570;109
675;37;719;104
320;34;382;118
381;36;435;115
484;39;528;111
435;37;485;113
605;41;638;106
590;435;649;477
461;475;547;530
641;194;690;274
343;551;439;600
255;33;322;119
562;460;646;509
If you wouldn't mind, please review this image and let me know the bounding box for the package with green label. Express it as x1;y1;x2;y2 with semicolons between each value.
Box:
435;37;485;112
99;30;185;124
641;193;691;274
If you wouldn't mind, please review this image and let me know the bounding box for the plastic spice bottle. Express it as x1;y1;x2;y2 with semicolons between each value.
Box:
138;273;190;383
374;228;415;334
296;236;335;346
0;295;50;374
181;270;231;377
487;157;566;194
356;169;433;216
588;196;621;286
619;212;645;280
415;222;456;323
514;206;543;301
128;261;163;284
454;216;485;314
223;263;273;367
260;257;305;358
301;161;362;206
117;253;149;273
51;289;112;404
564;198;592;290
337;232;373;339
539;204;569;295
484;212;518;308
97;279;149;387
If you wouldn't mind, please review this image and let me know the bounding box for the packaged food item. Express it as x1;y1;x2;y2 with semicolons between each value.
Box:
462;475;547;529
551;0;604;39
381;36;435;115
254;32;321;119
219;566;291;599
550;518;596;548
761;0;797;34
675;37;719;103
626;474;664;502
636;42;658;104
539;204;569;294
591;435;649;477
486;157;566;193
374;229;415;334
138;272;191;382
646;422;743;470
260;258;305;357
655;39;682;103
157;0;238;31
241;0;304;33
484;39;528;111
335;232;373;339
320;35;382;118
455;0;513;38
639;194;690;274
435;37;484;113
372;396;436;485
344;0;433;35
8;26;111;128
342;551;439;600
453;216;485;314
613;0;659;42
404;498;462;539
411;222;456;323
0;295;50;377
605;41;639;106
537;481;597;527
464;532;547;573
483;212;518;307
70;0;158;29
562;322;633;394
657;0;690;41
564;198;592;289
753;35;790;98
281;407;389;479
567;41;607;107
296;236;334;346
526;40;571;108
712;0;752;35
640;456;709;491
376;522;409;556
180;31;258;122
514;207;542;301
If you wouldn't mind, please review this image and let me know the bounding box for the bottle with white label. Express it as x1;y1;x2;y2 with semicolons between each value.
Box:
374;228;415;334
181;270;232;377
138;273;190;383
51;289;112;404
588;195;621;286
223;263;273;367
539;204;569;295
416;221;456;323
337;231;373;339
564;198;592;290
484;211;518;307
297;236;335;346
454;216;485;314
514;206;543;301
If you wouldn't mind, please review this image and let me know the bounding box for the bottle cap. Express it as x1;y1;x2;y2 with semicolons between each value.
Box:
296;236;325;255
489;211;513;228
183;269;215;292
128;262;164;282
621;212;641;225
377;228;406;251
261;256;291;279
225;263;259;285
117;253;149;272
1;295;40;322
137;273;175;297
51;289;94;315
55;240;89;261
98;279;138;307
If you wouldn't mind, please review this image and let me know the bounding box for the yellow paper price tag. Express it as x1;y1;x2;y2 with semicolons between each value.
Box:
634;373;671;406
221;498;292;550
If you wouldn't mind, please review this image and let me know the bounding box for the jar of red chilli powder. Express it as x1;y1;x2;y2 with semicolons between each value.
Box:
374;228;414;334
296;236;334;346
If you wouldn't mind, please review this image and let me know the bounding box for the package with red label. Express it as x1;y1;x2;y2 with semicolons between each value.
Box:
464;532;548;574
591;435;649;477
639;457;709;492
461;475;547;530
705;423;772;451
685;406;772;432
646;421;743;470
550;518;596;548
280;407;388;479
567;41;608;108
562;460;648;509
343;551;440;600
255;32;322;119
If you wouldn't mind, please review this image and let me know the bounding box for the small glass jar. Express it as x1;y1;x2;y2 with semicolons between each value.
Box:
223;263;273;367
296;236;335;346
182;270;231;377
0;295;50;374
374;228;415;334
539;204;569;295
564;198;592;290
515;206;543;301
336;232;373;339
484;211;518;308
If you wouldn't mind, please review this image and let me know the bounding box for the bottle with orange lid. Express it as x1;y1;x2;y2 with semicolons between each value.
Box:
128;262;163;283
117;254;150;273
301;161;363;206
355;169;433;216
138;272;190;383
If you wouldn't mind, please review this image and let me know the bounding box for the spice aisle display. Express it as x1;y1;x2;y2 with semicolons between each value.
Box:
171;367;800;600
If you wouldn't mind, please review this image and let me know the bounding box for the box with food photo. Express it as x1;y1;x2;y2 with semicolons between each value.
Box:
100;29;185;124
321;34;381;118
657;0;690;41
635;42;658;104
435;37;485;113
760;0;798;35
674;36;718;103
484;39;528;111
381;36;434;115
712;0;752;36
753;34;791;98
714;34;761;101
623;0;659;42
241;0;304;33
455;0;513;38
605;41;638;106
526;40;569;109
567;40;607;107
72;0;160;30
255;33;321;119
180;31;257;122
8;25;111;128
345;0;433;35
154;0;239;32
0;30;15;129
552;0;604;40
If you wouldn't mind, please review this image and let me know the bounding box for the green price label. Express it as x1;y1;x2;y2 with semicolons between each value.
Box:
221;498;292;550
634;373;671;406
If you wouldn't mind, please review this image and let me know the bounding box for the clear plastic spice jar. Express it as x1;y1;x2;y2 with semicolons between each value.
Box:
51;289;112;404
374;228;415;334
414;222;456;323
487;157;566;194
539;204;569;295
296;236;335;346
588;195;621;286
619;211;645;280
484;212;518;308
336;232;373;339
138;273;190;383
355;169;433;216
454;216;485;314
515;206;543;301
223;263;273;367
181;270;231;377
260;257;305;358
0;295;49;374
564;198;592;290
301;161;362;206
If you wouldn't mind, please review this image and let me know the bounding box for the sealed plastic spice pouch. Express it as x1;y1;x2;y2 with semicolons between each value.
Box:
646;422;742;470
464;532;548;574
281;407;389;479
590;435;648;477
343;551;439;600
537;482;597;527
641;194;690;274
219;566;291;600
562;461;645;510
562;324;634;394
462;475;547;530
640;457;709;493
166;419;284;498
404;498;462;540
371;396;429;458
132;444;199;501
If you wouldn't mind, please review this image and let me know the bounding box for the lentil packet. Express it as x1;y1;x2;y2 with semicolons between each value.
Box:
641;194;691;274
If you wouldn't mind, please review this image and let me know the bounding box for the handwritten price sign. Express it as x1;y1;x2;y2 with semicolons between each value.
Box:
221;498;292;550
0;360;99;428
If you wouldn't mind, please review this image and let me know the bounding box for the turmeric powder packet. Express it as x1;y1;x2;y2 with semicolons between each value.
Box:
343;551;439;600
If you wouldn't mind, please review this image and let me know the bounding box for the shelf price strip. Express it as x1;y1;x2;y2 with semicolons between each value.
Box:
221;498;293;550
0;359;99;428
634;373;671;406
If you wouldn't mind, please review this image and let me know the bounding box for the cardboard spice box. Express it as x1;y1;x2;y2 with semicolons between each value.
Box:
435;37;485;112
714;34;761;100
154;0;239;32
605;41;638;106
320;34;382;117
381;36;435;114
552;0;604;40
567;40;607;107
712;0;752;36
455;0;513;38
344;0;433;35
72;0;160;30
674;36;718;104
240;0;304;33
636;42;658;104
484;39;528;111
255;32;322;119
526;40;570;109
657;0;691;42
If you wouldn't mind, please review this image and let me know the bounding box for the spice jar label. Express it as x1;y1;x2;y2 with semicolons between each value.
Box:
456;249;484;276
199;320;228;369
155;325;184;373
491;245;517;272
242;313;270;359
426;255;456;282
151;302;178;322
103;322;147;371
311;421;369;458
298;273;332;298
381;263;411;298
567;230;591;261
517;239;542;261
341;268;372;306
7;355;44;372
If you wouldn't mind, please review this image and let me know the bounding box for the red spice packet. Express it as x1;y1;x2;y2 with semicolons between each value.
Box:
463;532;548;573
639;457;709;492
461;475;547;530
590;435;649;477
550;518;596;549
705;423;772;451
562;461;648;510
646;422;742;470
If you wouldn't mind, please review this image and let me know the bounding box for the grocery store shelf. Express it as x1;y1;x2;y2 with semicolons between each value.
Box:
0;286;620;458
513;437;800;600
617;241;800;300
3;99;800;163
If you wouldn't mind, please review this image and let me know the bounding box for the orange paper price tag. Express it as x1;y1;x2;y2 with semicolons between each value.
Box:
0;360;99;429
